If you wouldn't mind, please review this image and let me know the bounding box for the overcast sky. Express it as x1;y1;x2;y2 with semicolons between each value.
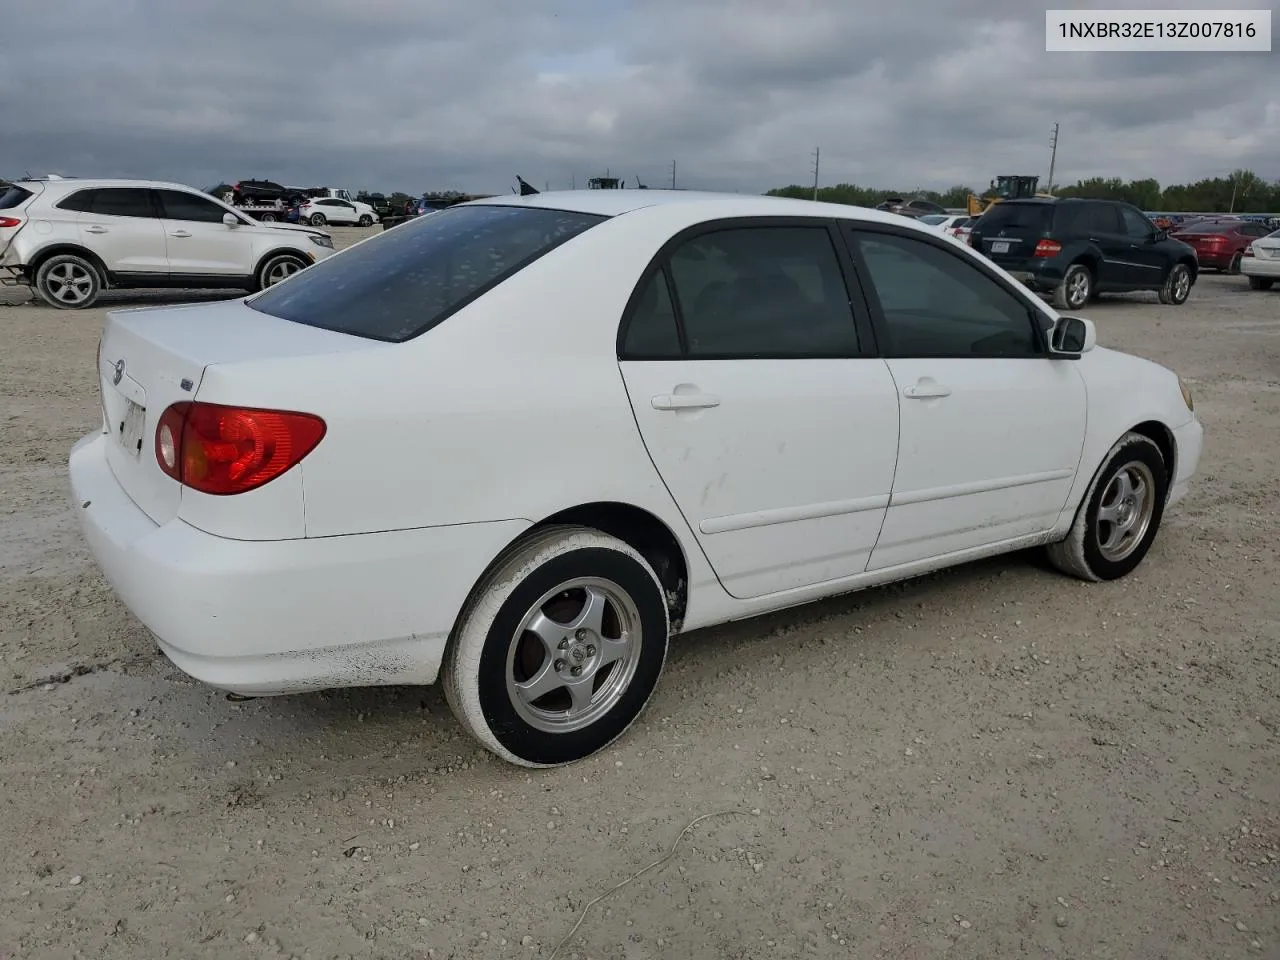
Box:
1;0;1276;196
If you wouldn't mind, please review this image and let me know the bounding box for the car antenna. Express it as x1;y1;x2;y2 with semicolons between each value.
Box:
516;175;540;196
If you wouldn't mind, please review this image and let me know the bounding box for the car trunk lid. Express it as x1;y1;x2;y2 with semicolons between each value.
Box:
0;181;39;264
97;297;379;526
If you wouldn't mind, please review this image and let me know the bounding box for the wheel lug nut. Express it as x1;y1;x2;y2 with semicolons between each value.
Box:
558;639;569;650
570;665;582;677
575;629;588;641
586;645;596;656
554;659;565;671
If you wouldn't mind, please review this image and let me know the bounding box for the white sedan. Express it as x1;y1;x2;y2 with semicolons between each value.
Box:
1241;228;1280;290
69;190;1203;767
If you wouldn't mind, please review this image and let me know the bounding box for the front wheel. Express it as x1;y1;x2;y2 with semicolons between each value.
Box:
1053;262;1092;310
1159;263;1192;305
1046;432;1169;582
1248;275;1274;291
308;213;326;227
255;252;307;291
35;253;102;309
358;214;373;227
443;525;670;767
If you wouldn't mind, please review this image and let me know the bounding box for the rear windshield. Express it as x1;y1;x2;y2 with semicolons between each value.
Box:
0;184;34;209
975;203;1052;233
249;204;607;342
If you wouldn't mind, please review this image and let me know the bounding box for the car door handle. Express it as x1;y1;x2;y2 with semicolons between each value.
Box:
903;379;952;399
170;230;192;238
651;392;720;410
84;226;108;234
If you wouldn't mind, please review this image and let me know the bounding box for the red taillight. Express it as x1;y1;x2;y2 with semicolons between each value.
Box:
155;402;326;496
0;216;22;228
1034;239;1063;257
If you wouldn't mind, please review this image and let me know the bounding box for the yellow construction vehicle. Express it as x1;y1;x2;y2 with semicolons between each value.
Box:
967;175;1052;217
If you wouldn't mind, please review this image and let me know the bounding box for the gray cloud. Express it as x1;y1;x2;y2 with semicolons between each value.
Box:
0;0;1276;196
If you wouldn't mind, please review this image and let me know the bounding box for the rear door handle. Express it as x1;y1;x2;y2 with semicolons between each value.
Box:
84;226;108;234
170;230;192;238
651;392;720;411
903;379;952;399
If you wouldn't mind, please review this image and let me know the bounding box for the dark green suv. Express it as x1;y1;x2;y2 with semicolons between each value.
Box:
969;198;1199;310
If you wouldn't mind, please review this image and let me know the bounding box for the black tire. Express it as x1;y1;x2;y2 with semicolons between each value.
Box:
443;525;669;767
1159;262;1192;305
1052;262;1092;311
358;214;373;227
1226;252;1242;275
309;213;326;227
34;253;102;309
254;252;307;292
1248;275;1274;291
259;212;278;223
1046;432;1169;582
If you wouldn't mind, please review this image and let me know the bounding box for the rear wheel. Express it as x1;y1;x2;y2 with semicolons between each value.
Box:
34;254;102;309
309;213;326;227
1248;275;1274;291
443;525;669;767
259;212;278;223
1159;263;1192;304
1226;251;1242;274
1053;262;1092;310
1047;432;1168;582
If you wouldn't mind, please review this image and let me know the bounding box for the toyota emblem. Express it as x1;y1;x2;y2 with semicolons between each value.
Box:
112;358;125;385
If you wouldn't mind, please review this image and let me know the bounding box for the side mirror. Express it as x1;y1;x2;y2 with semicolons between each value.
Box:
1049;315;1096;358
222;212;240;227
1153;229;1167;242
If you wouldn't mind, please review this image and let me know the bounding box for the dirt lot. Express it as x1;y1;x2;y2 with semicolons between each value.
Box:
1;231;1277;960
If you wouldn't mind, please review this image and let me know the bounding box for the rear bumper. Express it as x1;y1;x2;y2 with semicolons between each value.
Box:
68;432;529;696
1241;257;1280;278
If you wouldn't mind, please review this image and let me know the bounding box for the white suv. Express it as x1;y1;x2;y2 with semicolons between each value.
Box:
0;177;337;309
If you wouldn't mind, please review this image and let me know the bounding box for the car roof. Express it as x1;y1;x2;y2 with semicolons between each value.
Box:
16;177;211;195
464;188;928;227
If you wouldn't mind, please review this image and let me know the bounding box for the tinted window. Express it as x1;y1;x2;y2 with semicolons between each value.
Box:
249;204;606;342
665;226;859;357
1240;223;1269;237
621;271;682;358
0;184;34;209
851;230;1039;357
976;202;1052;234
1085;203;1121;233
157;189;233;223
88;189;155;218
1120;206;1155;240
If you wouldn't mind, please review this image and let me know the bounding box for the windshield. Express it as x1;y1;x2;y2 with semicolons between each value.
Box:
918;214;947;225
249;204;607;342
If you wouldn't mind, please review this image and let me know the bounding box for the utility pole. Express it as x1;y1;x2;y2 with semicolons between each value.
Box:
671;160;677;189
570;173;576;190
1047;122;1059;195
811;147;821;201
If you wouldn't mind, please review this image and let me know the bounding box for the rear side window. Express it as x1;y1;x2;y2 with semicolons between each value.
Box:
157;189;234;223
0;185;34;209
249;204;606;342
87;189;156;218
622;271;682;358
57;189;98;212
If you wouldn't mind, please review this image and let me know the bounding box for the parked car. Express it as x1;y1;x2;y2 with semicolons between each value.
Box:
1241;228;1280;290
968;197;1198;310
69;190;1203;766
920;214;974;241
298;197;368;227
0;177;336;309
875;197;947;218
1169;218;1273;274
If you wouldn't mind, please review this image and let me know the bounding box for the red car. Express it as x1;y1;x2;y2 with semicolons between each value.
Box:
1170;219;1275;274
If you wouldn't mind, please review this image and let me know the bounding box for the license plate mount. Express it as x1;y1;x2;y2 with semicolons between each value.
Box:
118;399;146;457
990;240;1010;254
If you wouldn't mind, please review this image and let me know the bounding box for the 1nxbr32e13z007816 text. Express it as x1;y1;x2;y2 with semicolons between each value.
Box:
1046;8;1272;51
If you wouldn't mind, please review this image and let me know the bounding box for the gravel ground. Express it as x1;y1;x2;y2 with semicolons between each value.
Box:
1;231;1277;960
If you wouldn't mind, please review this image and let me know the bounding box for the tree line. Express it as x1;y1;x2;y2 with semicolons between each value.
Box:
767;169;1280;213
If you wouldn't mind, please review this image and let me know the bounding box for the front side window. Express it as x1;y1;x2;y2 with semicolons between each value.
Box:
1120;206;1155;240
249;204;606;342
156;189;234;224
849;229;1039;357
664;226;859;357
